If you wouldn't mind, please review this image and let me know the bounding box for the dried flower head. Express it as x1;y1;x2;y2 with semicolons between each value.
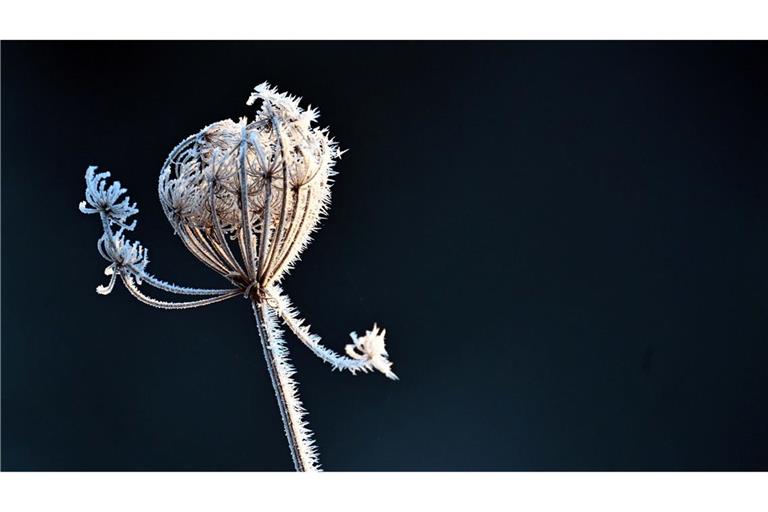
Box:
79;83;396;471
347;325;398;381
79;166;139;231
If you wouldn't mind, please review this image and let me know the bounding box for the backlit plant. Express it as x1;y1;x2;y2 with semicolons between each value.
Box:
79;83;397;471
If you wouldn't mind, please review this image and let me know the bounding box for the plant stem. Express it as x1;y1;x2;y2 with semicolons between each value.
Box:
250;298;315;471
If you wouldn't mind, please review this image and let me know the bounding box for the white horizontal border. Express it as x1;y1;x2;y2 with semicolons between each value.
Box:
1;472;767;512
0;0;767;39
2;2;767;511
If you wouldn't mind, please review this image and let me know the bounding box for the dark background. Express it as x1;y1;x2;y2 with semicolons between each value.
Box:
2;41;767;471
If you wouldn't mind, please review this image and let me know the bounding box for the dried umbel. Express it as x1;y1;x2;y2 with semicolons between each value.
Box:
79;83;396;471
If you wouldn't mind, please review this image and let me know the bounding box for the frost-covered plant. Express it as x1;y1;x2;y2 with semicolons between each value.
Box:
79;83;397;471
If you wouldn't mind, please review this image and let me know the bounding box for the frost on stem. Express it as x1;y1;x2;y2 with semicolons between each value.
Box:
79;82;396;471
256;302;321;470
267;284;397;379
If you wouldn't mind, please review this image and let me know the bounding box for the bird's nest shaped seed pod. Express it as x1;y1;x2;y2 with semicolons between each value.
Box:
158;82;342;287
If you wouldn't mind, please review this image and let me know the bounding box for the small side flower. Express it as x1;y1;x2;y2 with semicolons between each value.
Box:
81;165;148;294
346;324;398;380
79;166;139;231
95;233;149;294
97;234;149;275
80;165;241;308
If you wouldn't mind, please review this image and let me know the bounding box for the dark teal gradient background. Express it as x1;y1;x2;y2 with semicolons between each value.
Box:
2;41;767;470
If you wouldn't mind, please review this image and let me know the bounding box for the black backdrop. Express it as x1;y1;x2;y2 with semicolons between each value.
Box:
2;41;767;471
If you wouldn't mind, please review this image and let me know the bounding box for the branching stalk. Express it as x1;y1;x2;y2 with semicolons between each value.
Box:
79;82;395;471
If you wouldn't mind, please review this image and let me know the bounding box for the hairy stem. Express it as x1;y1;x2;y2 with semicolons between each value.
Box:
266;284;372;373
250;298;320;471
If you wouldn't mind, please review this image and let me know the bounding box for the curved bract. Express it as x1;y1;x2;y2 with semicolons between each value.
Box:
79;83;396;472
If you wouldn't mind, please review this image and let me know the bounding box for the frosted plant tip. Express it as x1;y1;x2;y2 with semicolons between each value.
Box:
346;324;398;380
